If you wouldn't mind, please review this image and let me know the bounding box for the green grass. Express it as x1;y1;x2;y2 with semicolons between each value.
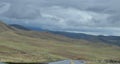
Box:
0;31;120;64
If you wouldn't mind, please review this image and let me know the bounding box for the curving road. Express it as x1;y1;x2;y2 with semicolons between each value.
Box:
49;60;85;64
0;60;85;64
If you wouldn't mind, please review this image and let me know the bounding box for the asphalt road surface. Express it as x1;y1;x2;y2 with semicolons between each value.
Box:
49;60;85;64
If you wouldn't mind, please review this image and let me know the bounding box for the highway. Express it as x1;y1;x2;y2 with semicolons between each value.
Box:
49;60;85;64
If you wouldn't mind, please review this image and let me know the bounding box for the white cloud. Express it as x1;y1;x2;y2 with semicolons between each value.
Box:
40;6;110;28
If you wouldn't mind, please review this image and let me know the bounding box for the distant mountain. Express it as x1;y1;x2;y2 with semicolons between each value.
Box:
9;24;120;46
0;21;120;64
10;24;31;31
49;31;120;46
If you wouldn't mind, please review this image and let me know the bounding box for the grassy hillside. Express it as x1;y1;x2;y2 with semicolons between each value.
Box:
0;21;120;64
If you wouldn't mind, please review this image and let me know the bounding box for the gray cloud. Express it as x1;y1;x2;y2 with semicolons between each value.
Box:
0;0;120;36
0;2;10;14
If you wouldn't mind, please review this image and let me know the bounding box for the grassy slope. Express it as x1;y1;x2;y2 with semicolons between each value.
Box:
0;30;120;64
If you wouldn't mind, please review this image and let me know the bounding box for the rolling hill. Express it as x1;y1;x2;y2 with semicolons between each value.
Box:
0;21;120;64
49;31;120;46
12;25;120;46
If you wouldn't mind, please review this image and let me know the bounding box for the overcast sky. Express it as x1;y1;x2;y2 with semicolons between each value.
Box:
0;0;120;36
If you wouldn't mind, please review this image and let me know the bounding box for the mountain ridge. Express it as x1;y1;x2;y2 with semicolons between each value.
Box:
10;24;31;31
0;21;120;64
10;23;120;46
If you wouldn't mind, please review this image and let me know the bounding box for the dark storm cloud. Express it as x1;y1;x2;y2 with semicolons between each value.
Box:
0;0;120;35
